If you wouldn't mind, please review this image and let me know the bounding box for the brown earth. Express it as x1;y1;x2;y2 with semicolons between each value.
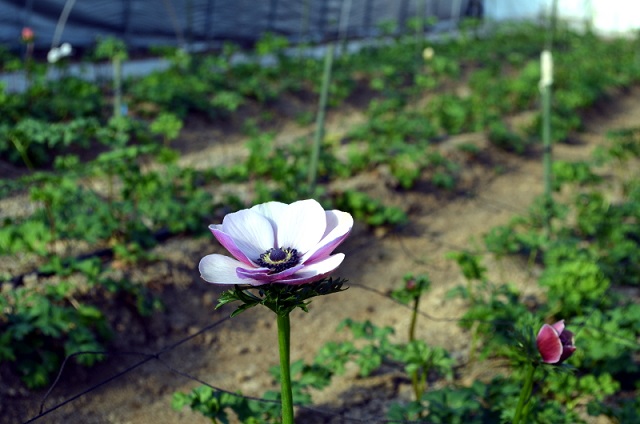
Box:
3;87;640;424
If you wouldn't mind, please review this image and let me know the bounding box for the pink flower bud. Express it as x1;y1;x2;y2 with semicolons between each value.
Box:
21;27;35;43
536;320;576;364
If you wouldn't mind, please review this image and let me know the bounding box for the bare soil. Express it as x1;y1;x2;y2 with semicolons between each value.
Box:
3;88;640;424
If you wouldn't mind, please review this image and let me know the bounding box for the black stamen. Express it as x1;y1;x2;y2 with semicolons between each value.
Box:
257;247;300;273
269;248;287;262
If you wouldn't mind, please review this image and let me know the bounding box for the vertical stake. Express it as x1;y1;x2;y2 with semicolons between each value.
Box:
113;56;123;118
541;0;558;240
308;43;335;191
540;50;553;239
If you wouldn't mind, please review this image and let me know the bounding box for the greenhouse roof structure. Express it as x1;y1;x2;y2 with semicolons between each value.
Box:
1;0;482;52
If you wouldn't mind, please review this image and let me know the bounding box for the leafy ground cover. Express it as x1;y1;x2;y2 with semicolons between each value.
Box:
1;20;639;423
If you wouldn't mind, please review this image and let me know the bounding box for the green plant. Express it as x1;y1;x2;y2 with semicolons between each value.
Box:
552;160;602;190
173;358;333;424
572;304;640;375
0;117;100;167
26;76;104;120
389;148;424;189
391;274;433;401
594;127;640;164
539;260;610;316
388;380;504;422
545;372;620;410
487;119;528;154
0;286;110;388
333;190;407;227
315;319;399;377
588;396;640;423
172;386;257;423
149;112;183;146
210;90;245;115
427;94;470;135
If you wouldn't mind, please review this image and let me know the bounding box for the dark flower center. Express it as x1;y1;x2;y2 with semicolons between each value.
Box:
559;329;574;346
257;247;300;273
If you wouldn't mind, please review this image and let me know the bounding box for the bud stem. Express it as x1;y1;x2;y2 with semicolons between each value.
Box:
409;296;422;401
513;363;537;424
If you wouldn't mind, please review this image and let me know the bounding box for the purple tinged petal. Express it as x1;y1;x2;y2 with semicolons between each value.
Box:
234;266;271;279
210;226;254;266
220;209;275;260
277;254;345;285
537;324;563;364
236;263;305;283
199;254;259;285
276;199;326;253
559;345;577;363
303;210;353;264
551;320;565;334
324;210;351;235
559;328;574;346
558;327;576;362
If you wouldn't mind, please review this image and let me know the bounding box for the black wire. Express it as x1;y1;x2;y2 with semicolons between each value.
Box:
26;316;232;423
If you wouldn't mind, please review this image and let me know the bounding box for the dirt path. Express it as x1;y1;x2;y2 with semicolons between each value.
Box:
8;88;640;424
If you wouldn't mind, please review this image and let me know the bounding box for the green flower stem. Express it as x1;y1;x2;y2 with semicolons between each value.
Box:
409;296;421;401
513;363;537;424
409;296;419;342
277;313;294;424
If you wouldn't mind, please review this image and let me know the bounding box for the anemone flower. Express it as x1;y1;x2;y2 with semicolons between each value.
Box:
514;320;577;423
536;320;576;364
199;199;353;286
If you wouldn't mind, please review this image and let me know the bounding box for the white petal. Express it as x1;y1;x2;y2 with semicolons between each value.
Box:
276;199;326;253
301;253;345;274
251;201;288;227
303;210;353;263
199;254;259;285
279;253;345;285
221;209;275;260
